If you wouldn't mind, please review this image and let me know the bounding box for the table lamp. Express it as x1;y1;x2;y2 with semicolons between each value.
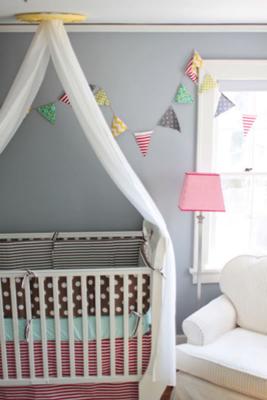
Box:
179;172;225;300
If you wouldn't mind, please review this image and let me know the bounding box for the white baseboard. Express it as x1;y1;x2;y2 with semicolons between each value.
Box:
176;334;186;345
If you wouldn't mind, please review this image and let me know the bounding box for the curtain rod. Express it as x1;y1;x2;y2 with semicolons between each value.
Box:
0;23;267;33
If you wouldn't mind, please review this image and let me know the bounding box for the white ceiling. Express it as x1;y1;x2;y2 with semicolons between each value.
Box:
0;0;266;25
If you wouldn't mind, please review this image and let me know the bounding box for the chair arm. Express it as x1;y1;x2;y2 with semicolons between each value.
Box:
182;295;237;345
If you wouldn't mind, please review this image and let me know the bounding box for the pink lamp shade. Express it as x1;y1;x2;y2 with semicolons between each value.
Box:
179;172;225;212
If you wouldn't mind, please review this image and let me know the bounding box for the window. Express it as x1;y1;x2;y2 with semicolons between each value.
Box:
194;60;267;283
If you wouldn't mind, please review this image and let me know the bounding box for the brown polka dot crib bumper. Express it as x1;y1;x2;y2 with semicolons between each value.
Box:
1;274;150;319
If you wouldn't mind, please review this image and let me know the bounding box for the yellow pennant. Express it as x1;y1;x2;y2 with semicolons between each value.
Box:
199;74;217;93
192;51;203;73
95;88;110;106
111;116;128;137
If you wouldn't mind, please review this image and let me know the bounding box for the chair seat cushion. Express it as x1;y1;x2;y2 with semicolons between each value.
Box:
176;328;267;400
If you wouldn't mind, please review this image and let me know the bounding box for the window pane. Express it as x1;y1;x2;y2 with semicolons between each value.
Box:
207;175;267;269
214;91;267;173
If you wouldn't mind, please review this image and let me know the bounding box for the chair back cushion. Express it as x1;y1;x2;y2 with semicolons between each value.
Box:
220;255;267;334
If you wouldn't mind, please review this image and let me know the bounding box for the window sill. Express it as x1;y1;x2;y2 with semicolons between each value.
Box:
189;268;221;284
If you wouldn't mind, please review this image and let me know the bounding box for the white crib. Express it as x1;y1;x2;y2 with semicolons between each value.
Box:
0;231;152;390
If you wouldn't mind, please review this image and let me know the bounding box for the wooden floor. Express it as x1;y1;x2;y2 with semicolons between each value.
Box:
160;386;174;400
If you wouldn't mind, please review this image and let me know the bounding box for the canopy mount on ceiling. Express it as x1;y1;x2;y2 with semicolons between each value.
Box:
16;12;87;23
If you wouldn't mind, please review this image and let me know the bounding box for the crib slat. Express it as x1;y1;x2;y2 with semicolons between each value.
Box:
24;277;35;379
81;275;88;377
137;273;143;375
109;275;116;376
95;275;102;376
52;276;62;378
0;280;8;379
67;276;75;377
39;277;49;379
10;277;22;379
123;273;129;376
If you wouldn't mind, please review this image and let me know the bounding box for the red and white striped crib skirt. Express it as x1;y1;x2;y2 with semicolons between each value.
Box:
0;334;151;400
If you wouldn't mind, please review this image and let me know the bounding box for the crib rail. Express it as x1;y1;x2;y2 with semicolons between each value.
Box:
0;267;151;386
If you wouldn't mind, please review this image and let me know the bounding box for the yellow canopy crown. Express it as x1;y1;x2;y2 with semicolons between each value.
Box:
16;13;87;24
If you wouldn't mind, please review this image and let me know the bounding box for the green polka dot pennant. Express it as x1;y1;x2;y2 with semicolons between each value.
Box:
174;84;193;104
37;102;56;125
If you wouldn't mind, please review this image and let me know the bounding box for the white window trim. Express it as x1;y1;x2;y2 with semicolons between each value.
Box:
193;59;267;284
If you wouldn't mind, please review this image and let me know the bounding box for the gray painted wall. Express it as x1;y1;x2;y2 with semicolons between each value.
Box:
0;32;266;332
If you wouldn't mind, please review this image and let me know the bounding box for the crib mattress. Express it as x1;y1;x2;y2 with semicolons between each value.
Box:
4;311;151;341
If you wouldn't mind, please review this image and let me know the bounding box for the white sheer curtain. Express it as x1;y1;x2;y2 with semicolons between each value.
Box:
0;26;50;152
0;20;176;399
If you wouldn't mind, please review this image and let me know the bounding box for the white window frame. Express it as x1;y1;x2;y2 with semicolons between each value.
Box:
192;59;267;284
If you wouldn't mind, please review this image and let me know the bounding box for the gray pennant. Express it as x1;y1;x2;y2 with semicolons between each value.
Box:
89;84;100;94
215;93;235;117
158;106;181;132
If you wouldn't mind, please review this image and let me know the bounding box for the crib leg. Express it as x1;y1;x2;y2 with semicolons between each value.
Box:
160;386;174;400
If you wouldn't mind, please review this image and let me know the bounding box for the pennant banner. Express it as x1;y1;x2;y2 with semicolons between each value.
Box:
59;92;70;105
199;74;217;93
215;93;235;117
174;84;193;104
37;103;56;125
134;130;153;157
242;114;257;137
111;116;128;137
95;88;111;106
158;106;181;132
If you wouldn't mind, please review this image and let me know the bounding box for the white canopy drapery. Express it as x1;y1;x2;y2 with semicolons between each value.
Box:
0;20;176;399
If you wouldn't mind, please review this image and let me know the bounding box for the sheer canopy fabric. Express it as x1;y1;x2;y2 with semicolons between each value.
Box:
0;20;176;399
0;26;50;152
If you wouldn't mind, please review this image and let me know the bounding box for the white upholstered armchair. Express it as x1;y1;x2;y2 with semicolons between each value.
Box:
176;255;267;400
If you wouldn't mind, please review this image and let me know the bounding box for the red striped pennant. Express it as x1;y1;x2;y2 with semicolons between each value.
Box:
185;58;198;83
242;114;257;137
134;131;153;157
59;92;71;105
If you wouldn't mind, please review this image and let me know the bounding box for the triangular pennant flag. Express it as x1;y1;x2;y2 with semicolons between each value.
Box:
134;131;153;156
215;93;235;117
199;74;217;93
158;106;181;132
94;88;111;106
111;116;128;137
242;114;257;137
192;51;203;72
37;103;56;125
185;57;198;83
174;84;193;104
59;92;71;105
89;84;99;94
185;51;203;83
